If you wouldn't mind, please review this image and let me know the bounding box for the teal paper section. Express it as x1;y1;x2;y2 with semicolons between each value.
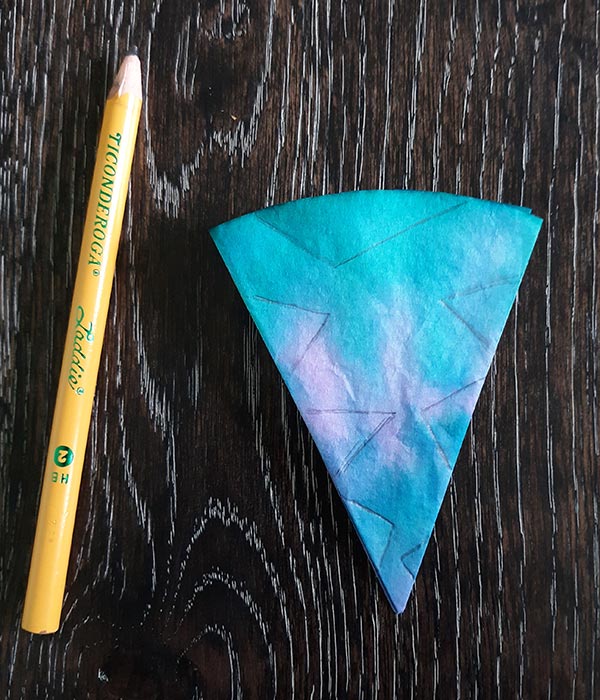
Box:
211;190;542;613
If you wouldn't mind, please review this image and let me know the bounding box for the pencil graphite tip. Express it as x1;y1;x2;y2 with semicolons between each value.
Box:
126;45;139;57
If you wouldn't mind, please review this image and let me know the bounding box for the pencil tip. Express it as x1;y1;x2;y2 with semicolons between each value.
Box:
109;49;143;100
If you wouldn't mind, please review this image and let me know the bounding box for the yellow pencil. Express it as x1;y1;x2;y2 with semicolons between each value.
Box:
22;49;142;634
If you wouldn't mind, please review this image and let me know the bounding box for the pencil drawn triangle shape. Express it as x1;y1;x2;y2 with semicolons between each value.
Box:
211;190;542;613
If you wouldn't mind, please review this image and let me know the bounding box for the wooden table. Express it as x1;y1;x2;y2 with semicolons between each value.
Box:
1;1;598;697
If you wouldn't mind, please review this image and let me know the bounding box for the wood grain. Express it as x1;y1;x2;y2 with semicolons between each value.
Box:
1;0;598;697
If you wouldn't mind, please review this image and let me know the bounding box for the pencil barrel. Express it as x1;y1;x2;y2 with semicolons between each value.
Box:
22;91;141;634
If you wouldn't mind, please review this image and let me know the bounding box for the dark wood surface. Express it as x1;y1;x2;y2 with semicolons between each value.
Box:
1;1;599;697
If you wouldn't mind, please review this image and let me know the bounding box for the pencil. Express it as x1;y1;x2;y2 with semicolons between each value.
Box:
22;49;142;634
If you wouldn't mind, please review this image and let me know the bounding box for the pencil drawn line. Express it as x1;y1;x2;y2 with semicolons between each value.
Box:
306;409;396;416
253;295;331;371
440;298;491;348
292;314;330;371
335;413;396;477
335;202;468;267
424;421;452;470
421;378;485;412
254;213;336;266
343;498;396;567
253;295;328;316
400;543;423;580
445;277;520;300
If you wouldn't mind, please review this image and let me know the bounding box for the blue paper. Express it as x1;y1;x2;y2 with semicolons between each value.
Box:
211;190;542;612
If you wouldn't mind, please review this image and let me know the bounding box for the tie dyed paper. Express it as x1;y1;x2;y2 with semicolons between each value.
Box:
211;191;542;613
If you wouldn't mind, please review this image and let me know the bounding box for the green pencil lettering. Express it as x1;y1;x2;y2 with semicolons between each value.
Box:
90;240;103;256
87;132;121;275
67;306;94;395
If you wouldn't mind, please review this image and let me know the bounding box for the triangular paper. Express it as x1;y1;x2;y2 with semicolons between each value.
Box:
211;190;542;613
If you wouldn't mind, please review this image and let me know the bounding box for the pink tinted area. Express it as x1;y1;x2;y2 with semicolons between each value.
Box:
288;332;356;444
